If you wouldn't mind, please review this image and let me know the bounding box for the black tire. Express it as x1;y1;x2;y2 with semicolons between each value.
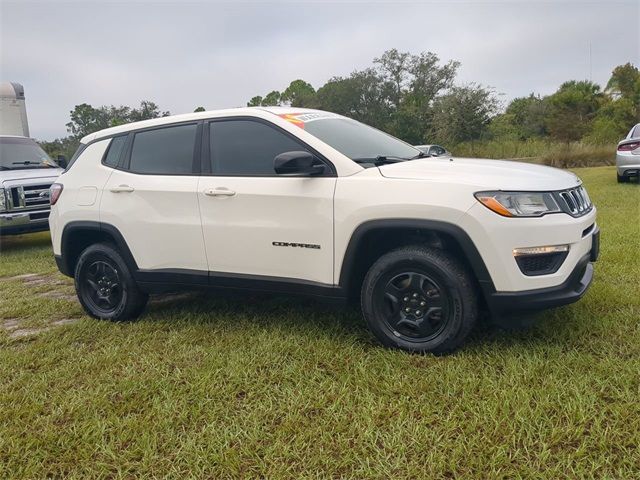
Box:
617;173;629;183
361;245;477;354
74;243;148;321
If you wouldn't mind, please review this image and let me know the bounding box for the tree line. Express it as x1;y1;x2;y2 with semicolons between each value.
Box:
40;49;639;160
246;50;639;147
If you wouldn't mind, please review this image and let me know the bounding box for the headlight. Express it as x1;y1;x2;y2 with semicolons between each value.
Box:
0;188;6;212
475;191;562;217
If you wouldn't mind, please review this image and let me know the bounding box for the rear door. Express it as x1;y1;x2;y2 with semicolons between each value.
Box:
100;122;208;281
197;117;336;285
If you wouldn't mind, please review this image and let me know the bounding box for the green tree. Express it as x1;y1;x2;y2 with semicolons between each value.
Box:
193;106;206;112
430;84;499;145
128;101;169;122
247;96;263;107
488;94;548;141
374;48;412;109
315;69;390;129
65;100;170;138
393;52;459;142
262;90;282;106
281;80;316;107
545;80;603;143
38;136;81;162
586;97;638;144
606;62;640;100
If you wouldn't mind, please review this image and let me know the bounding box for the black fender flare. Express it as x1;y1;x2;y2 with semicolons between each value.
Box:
59;220;139;276
338;218;495;296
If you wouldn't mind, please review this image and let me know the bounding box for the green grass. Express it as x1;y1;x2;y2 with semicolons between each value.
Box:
452;139;616;168
1;166;639;478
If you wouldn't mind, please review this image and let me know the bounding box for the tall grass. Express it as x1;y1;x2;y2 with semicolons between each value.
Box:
451;140;616;168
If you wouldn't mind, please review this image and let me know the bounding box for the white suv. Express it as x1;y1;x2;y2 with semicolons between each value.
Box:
49;108;599;354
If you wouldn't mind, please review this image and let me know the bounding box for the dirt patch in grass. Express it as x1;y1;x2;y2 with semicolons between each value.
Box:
1;317;80;339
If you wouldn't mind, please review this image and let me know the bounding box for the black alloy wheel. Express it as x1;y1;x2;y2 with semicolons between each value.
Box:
377;271;450;342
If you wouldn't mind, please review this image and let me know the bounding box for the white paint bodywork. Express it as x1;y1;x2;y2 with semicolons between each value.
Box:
50;107;597;293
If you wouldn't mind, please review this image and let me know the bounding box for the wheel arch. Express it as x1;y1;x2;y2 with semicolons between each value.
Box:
59;221;138;277
338;219;495;301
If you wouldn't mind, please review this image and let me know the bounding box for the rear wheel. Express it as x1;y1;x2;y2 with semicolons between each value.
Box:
617;173;629;183
361;246;477;354
74;243;148;321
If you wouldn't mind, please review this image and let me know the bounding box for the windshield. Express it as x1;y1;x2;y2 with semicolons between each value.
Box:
302;117;421;164
0;137;58;170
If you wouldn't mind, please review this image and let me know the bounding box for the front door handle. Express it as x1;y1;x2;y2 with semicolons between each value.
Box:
110;185;135;193
204;188;236;197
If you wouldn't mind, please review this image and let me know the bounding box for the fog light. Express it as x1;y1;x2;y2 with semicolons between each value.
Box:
513;245;569;276
513;245;569;256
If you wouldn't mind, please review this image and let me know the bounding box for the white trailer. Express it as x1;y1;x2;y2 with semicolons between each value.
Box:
0;82;30;137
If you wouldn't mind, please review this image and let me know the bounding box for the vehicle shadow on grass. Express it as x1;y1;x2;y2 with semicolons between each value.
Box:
140;290;578;354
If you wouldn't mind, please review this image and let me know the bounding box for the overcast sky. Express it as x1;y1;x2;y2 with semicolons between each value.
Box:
1;0;638;140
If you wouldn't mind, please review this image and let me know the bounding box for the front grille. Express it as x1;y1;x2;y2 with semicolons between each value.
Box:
6;183;53;211
22;184;51;208
555;186;592;217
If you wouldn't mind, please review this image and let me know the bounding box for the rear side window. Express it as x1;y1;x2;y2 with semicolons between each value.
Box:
129;124;197;175
210;120;307;175
103;135;127;168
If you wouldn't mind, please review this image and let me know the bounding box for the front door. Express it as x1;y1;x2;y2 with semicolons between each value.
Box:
197;118;335;285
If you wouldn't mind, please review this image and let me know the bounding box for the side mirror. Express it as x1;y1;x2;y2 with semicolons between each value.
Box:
56;155;67;168
274;151;326;176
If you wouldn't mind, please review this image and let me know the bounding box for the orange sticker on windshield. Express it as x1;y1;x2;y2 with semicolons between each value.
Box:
278;113;305;129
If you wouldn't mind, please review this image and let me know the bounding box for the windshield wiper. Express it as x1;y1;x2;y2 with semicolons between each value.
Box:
0;166;11;171
12;161;55;168
411;151;430;159
353;155;409;166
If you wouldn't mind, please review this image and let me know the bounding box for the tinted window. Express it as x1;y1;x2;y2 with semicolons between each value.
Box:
210;120;307;175
103;135;127;168
129;124;197;175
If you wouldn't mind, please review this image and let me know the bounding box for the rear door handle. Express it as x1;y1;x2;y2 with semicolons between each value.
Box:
110;185;135;193
204;188;236;197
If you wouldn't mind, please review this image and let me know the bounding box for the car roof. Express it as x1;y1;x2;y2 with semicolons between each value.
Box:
80;106;333;144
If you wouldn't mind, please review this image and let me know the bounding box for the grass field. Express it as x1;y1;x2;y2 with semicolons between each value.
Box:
1;166;639;478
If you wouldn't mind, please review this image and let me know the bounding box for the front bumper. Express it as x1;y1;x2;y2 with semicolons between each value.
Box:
487;227;599;319
0;209;51;236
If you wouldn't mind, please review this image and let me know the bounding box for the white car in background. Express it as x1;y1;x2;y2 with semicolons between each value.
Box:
616;123;640;183
414;144;451;157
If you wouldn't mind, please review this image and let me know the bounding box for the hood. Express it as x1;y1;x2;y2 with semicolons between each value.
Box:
378;157;581;191
0;167;63;185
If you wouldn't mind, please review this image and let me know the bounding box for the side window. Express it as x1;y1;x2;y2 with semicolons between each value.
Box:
129;124;197;175
632;125;640;139
210;120;308;175
103;135;127;168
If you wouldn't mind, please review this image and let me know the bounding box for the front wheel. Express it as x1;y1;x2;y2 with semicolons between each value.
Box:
617;173;629;183
361;246;477;354
74;243;148;321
